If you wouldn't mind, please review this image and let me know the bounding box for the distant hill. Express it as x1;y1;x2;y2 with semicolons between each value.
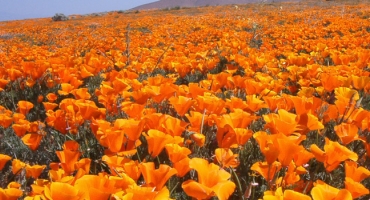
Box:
132;0;295;10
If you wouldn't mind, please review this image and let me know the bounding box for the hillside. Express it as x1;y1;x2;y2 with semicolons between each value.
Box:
132;0;295;10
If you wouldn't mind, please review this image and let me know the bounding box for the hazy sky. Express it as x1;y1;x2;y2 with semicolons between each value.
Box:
0;0;157;21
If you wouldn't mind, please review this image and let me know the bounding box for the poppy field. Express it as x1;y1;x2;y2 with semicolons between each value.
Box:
1;1;370;199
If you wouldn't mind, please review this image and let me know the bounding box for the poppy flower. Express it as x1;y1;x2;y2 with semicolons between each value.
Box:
344;177;369;199
214;148;239;168
162;115;188;137
56;141;81;174
74;175;120;200
58;83;75;95
42;102;59;111
165;144;191;163
263;187;311;200
0;154;11;170
144;129;174;158
311;180;352;200
234;128;253;146
75;158;91;174
79;65;94;79
194;93;226;115
139;162;177;190
122;185;172;200
46;93;58;103
190;132;206;147
12;120;30;137
253;131;280;165
0;188;23;200
120;102;145;119
310;138;358;172
71;88;91;100
21;133;43;151
345;160;370;182
25;164;46;179
18;101;34;115
44;182;84;200
169;95;195;116
351;75;370;90
251;161;282;182
185;111;207;133
114;118;144;141
182;158;236;200
246;94;268;112
29;179;49;197
276;137;301;167
0;114;13;128
225;97;248;111
334;123;361;145
321;73;342;92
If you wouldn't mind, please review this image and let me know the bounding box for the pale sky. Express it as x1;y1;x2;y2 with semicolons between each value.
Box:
0;0;157;21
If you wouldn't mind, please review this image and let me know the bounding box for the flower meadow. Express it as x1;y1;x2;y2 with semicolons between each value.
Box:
1;1;370;199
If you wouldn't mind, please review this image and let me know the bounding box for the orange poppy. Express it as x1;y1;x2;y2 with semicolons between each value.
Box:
114;118;145;141
0;154;11;171
121;185;171;200
345;160;370;182
44;182;84;200
185;111;207;133
25;164;46;179
75;158;91;174
102;155;132;176
194;93;226;115
245;94;268;112
321;73;342;92
74;175;120;200
276;137;301;167
58;83;75;95
234;128;253;146
71;88;91;100
334;123;361;145
79;65;94;79
351;75;370;90
12;159;26;175
46;93;58;103
214;148;239;168
120;102;145;119
165;144;191;163
30;179;49;196
225;97;248;111
310;138;358;172
251;161;282;182
263;187;311;200
0;188;23;200
0;114;13;128
12;120;30;137
293;146;314;167
21;133;43;151
56;141;81;174
190;132;206;147
139;162;177;190
182;158;236;200
253;131;280;165
17;100;34;115
344;177;369;199
42;102;59;111
162;115;188;137
169;95;195;116
311;180;352;200
144;129;174;158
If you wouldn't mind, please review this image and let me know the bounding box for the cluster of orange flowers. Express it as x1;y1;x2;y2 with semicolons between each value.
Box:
1;1;370;199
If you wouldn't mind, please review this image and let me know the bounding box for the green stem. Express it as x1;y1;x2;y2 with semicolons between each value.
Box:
230;167;244;200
